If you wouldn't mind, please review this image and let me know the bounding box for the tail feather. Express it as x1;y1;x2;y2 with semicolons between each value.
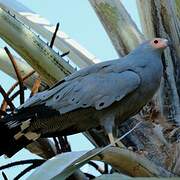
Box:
0;104;56;157
0;113;33;157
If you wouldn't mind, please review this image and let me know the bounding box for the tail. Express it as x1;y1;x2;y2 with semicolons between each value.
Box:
0;104;60;157
0;112;34;157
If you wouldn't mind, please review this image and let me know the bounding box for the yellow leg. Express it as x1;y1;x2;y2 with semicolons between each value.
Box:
102;115;126;148
108;132;115;145
108;132;126;147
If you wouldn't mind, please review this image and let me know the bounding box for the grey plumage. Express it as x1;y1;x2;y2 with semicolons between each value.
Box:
0;38;168;156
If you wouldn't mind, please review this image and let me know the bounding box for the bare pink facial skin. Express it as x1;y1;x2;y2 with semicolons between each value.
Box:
150;38;168;49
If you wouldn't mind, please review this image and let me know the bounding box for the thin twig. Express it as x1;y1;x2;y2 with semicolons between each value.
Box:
8;70;35;96
30;78;41;97
50;22;59;48
53;137;61;154
2;172;8;180
61;51;70;58
4;47;24;104
1;70;35;111
1;87;27;116
64;136;71;151
104;163;108;174
14;164;38;180
58;136;67;152
0;159;45;170
58;136;71;152
88;161;104;174
9;87;27;102
84;173;95;179
0;85;15;111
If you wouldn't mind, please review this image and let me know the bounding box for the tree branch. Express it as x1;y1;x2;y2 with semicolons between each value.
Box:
0;7;74;85
1;70;35;111
4;47;25;104
0;85;15;111
30;77;41;97
89;0;144;56
92;147;174;177
136;0;180;128
50;22;59;48
0;48;48;91
0;1;101;68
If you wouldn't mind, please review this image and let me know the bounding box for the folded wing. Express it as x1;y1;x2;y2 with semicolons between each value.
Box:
19;60;141;114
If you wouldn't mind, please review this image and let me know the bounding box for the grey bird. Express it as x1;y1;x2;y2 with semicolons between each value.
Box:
0;38;168;157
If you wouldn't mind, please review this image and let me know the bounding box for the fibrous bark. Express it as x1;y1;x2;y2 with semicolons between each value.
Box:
89;0;144;56
89;0;180;176
0;7;74;85
0;0;100;68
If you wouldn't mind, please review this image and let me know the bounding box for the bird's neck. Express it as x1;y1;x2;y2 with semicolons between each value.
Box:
126;50;162;67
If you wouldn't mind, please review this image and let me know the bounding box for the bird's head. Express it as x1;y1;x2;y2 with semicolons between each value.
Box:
130;38;169;56
149;38;169;50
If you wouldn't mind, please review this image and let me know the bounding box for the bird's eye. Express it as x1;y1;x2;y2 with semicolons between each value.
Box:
154;40;158;44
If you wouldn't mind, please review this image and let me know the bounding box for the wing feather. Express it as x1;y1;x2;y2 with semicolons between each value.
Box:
19;59;140;113
45;70;140;113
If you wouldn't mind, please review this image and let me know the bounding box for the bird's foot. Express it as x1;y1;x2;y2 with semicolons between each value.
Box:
108;132;125;148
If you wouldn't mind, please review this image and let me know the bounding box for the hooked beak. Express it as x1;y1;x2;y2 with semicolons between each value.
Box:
162;39;169;48
163;39;174;48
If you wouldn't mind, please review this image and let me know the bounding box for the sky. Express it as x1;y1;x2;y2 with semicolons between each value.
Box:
0;0;141;179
